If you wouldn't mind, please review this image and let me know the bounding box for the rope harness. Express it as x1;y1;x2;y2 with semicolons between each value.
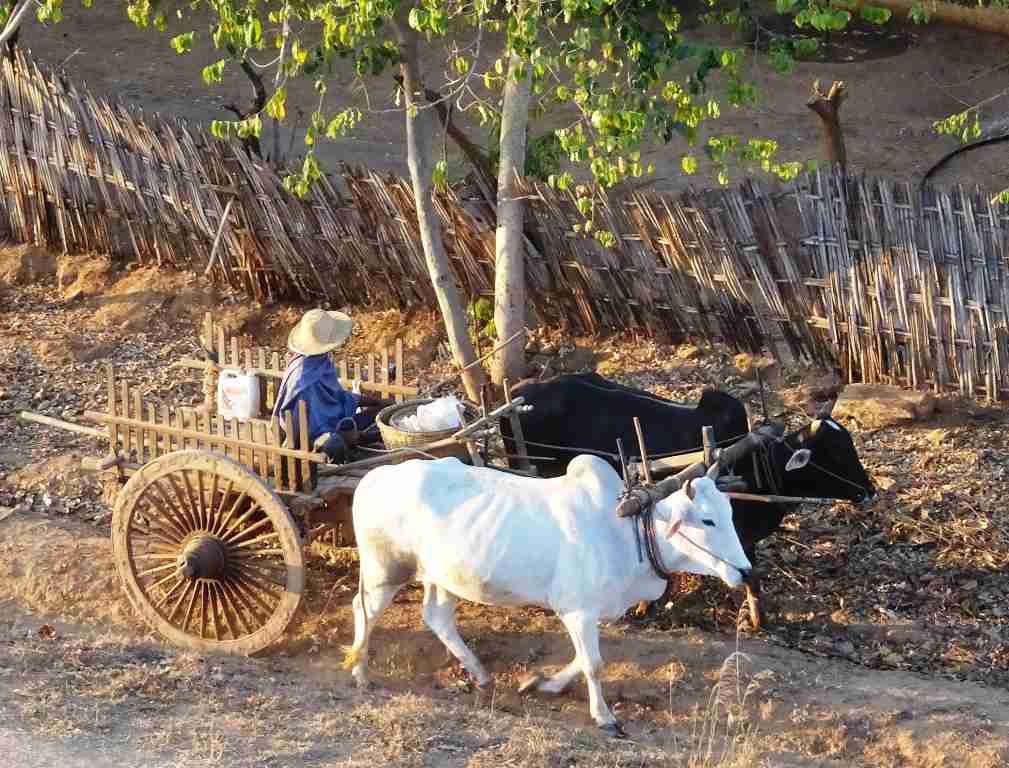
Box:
620;486;750;580
500;432;747;463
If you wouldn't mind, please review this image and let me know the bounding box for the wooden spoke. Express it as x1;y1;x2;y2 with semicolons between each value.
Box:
207;471;220;532
137;491;190;540
222;515;275;546
134;512;187;545
226;531;281;550
136;562;180;580
212;478;237;529
147;569;186;594
181;580;201;633
112;450;303;655
127;522;181;550
166;580;197;625
212;490;251;539
208;583;228;640
230;548;288;559
154;578;187;610
200;581;210;640
160;476;202;533
179;471;204;531
230;563;286;590
218;579;262;633
227;574;279;616
153;478;199;534
218;500;263;543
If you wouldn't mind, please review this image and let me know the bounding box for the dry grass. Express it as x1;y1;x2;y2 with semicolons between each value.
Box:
864;730;1005;768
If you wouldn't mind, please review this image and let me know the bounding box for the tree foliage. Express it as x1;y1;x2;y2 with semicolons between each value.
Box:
111;0;808;243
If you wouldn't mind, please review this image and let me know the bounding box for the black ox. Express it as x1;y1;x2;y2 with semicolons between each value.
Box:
500;373;875;628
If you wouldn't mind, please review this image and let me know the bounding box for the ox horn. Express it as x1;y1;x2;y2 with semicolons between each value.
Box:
706;461;720;480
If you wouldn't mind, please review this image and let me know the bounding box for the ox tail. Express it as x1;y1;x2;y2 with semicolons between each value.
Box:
340;561;367;670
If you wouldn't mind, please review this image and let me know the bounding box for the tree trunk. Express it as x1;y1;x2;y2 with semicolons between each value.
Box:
491;51;532;387
223;56;266;159
392;18;486;402
807;79;846;173
843;0;1009;37
403;76;498;201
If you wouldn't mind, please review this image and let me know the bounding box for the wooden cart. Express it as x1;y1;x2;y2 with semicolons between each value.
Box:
19;325;530;656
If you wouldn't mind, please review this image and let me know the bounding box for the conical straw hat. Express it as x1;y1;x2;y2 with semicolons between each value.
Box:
287;309;353;356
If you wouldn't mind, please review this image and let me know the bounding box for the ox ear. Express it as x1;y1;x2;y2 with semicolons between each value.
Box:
684;478;697;501
706;462;720;481
785;448;811;472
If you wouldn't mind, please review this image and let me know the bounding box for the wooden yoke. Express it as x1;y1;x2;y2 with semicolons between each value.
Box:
615;422;785;518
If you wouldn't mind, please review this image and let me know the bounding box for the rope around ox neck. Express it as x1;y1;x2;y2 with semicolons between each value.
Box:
635;500;750;581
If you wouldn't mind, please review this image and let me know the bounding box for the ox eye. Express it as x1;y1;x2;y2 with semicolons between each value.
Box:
701;519;716;527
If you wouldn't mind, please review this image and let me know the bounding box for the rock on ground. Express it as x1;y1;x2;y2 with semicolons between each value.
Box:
832;383;936;429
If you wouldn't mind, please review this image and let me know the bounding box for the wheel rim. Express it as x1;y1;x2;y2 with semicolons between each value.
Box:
112;450;304;655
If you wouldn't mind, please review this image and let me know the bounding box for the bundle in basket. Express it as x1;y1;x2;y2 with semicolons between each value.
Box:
376;398;481;462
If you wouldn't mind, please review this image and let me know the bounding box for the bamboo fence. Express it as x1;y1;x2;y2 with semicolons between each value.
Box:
3;50;1009;397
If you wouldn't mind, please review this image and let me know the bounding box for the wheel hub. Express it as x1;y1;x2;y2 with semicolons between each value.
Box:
177;535;227;580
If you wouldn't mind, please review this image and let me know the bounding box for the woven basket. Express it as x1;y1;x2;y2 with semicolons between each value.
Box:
376;398;480;462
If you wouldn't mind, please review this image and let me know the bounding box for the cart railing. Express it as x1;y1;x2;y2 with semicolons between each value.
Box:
176;313;418;415
79;365;325;493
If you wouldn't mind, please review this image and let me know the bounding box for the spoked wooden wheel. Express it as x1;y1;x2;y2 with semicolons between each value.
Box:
112;450;304;655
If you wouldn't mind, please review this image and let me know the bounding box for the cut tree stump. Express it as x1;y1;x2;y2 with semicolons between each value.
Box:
807;79;847;173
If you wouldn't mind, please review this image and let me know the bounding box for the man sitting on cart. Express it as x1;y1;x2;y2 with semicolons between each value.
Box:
273;309;393;464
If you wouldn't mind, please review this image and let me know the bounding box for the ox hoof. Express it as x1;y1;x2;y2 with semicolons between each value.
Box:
518;674;544;695
599;721;628;739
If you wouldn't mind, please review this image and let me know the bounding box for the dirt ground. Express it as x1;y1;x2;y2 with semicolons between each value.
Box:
5;255;1009;766
14;0;1009;193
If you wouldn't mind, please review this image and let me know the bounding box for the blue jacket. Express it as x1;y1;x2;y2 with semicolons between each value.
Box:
272;354;360;447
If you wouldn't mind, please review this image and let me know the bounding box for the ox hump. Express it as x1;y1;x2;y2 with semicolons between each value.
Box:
565;454;618;482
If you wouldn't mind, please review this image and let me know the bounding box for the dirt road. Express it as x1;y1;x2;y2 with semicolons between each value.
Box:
1;512;1008;768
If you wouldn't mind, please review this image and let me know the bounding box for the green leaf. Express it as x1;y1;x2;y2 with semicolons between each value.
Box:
170;32;195;55
769;43;794;74
266;87;287;122
237;115;262;139
859;6;892;25
210;120;234;140
245;17;263;49
153;12;166;32
202;59;226;86
909;2;931;24
793;37;819;57
681;155;698;174
775;0;799;13
432;159;448;191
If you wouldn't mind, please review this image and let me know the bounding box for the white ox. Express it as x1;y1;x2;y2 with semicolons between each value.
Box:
343;454;751;734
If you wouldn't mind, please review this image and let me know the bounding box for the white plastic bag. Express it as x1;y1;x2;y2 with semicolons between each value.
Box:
414;395;464;431
217;369;261;422
391;396;464;433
